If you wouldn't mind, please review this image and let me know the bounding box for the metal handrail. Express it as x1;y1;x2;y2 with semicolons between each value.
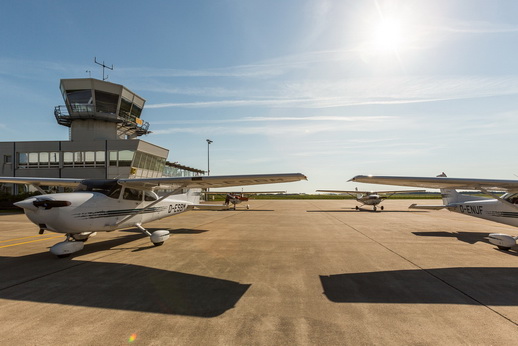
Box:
54;104;150;132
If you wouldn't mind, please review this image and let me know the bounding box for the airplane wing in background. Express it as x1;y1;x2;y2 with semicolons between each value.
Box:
204;190;286;195
317;189;425;194
349;175;518;192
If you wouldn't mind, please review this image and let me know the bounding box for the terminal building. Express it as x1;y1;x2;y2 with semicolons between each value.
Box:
0;78;203;194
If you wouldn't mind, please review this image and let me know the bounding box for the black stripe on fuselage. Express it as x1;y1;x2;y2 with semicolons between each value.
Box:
486;211;518;219
73;206;167;219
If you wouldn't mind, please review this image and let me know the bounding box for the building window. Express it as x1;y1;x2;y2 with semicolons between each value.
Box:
118;150;134;167
63;152;73;167
50;152;59;166
96;151;105;165
17;151;106;168
95;90;119;114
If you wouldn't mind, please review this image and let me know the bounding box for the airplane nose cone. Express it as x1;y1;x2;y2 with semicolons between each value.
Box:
14;198;39;211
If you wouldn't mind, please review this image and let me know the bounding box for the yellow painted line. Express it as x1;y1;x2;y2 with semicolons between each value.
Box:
0;234;52;243
0;235;63;248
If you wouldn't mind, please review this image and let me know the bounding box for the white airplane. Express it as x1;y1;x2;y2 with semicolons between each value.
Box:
350;173;518;251
316;188;425;211
0;173;306;257
204;191;286;210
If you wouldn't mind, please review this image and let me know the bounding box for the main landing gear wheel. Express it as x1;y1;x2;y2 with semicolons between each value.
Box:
373;206;377;211
355;206;359;210
136;223;170;247
497;246;511;251
381;206;384;211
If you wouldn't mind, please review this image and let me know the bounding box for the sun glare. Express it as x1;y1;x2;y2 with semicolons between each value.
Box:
372;18;403;53
354;1;426;67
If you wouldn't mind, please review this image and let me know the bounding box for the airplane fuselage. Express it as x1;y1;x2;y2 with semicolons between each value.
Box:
449;199;518;228
17;192;192;234
357;194;383;206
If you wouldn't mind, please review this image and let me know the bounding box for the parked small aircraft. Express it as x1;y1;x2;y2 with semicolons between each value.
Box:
0;173;306;257
316;188;425;211
350;173;518;250
204;191;285;210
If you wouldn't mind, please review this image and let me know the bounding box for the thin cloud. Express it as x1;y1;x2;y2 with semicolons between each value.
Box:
144;74;518;109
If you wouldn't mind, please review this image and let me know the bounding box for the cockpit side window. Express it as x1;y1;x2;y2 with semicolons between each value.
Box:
123;188;143;201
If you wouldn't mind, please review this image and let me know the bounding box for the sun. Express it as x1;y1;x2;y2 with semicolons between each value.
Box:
371;18;404;53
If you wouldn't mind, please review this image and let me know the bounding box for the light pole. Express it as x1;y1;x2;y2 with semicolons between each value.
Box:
206;139;213;176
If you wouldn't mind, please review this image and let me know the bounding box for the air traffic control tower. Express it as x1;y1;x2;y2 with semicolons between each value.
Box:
55;78;150;141
0;78;203;194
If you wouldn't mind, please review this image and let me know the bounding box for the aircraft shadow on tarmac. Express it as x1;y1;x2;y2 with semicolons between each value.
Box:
320;267;518;305
119;227;208;235
306;209;424;213
0;235;250;317
413;231;518;253
413;231;490;245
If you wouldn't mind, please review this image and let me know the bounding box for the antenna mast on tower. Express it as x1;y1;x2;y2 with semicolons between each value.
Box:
94;57;113;81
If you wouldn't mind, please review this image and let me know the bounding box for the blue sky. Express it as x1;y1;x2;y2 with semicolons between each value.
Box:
2;0;518;193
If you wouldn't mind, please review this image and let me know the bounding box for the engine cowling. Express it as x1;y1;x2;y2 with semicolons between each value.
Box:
488;233;516;249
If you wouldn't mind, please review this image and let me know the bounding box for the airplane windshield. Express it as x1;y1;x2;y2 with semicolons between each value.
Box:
75;180;121;199
502;193;518;204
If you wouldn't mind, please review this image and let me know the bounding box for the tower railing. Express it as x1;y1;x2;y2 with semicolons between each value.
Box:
54;104;150;135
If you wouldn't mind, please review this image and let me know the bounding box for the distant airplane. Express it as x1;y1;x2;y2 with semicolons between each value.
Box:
316;188;425;211
204;191;286;210
0;173;306;257
350;173;518;250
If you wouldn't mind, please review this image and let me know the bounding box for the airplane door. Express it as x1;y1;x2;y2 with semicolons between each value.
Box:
120;187;144;223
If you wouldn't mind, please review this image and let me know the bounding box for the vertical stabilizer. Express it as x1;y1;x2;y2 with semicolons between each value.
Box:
437;172;461;205
437;172;488;205
186;188;202;204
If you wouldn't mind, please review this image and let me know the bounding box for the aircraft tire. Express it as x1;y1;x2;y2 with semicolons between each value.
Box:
153;242;164;246
57;254;71;258
381;206;384;211
355;206;359;210
497;246;511;251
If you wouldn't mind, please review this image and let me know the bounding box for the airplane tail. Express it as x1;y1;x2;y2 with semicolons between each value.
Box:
437;172;488;205
185;188;202;204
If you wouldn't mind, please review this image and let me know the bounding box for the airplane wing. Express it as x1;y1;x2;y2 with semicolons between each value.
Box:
317;189;425;194
118;173;307;190
349;175;518;192
0;174;306;191
204;190;286;195
0;177;84;187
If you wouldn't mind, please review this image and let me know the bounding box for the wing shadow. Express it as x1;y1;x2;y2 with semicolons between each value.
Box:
0;236;250;317
413;231;518;253
320;267;518;305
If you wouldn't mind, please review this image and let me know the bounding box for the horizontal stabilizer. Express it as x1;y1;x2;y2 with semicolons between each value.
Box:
409;204;448;210
193;204;230;210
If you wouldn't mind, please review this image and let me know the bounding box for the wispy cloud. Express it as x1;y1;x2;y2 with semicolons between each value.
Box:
146;75;518;109
440;21;518;34
151;115;398;136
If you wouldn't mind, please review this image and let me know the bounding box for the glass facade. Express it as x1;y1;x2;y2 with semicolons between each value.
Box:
17;151;105;168
163;165;199;177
